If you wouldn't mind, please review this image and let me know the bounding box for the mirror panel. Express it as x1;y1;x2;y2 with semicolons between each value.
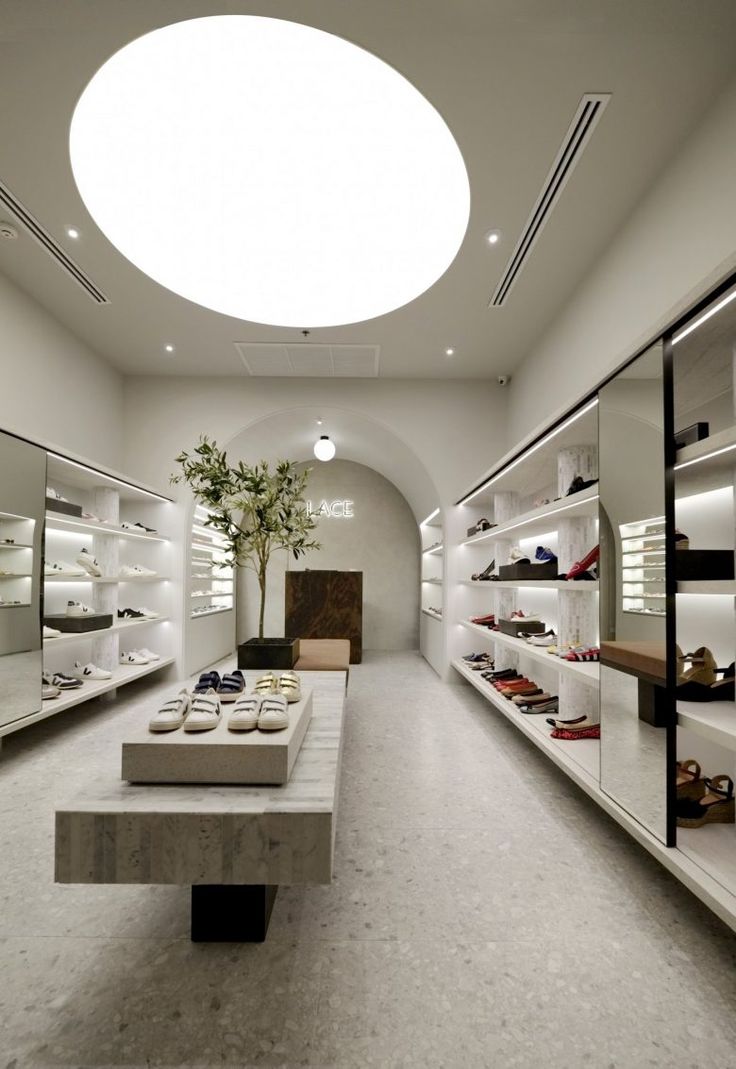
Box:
599;341;670;843
0;431;46;729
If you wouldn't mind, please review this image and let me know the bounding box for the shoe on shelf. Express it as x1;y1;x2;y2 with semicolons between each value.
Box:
119;564;158;578
134;606;160;619
228;693;262;732
566;475;598;496
258;694;290;731
462;651;491;662
545;713;589;729
675;529;690;550
46;486;69;502
136;647;160;662
254;672;278;695
43;625;61;639
566;545;600;580
43;670;82;690
526;631;557;647
519;699;559;715
183;689;221;732
508;547;531;565
676;776;734;828
72;661;113;681
277;670;302;703
534;546;557;563
120;651;150;665
470;613;495;625
510;610;540;621
120;521;158;534
44;560;86;577
512;691;552;706
66;600;94;617
471;560;496;581
76;548;102;577
194;670;221;694
677;661;734;701
677;646;717;685
42;682;60;700
217;670;246;702
676;759;706;800
551;723;600;740
563;647;600;662
118;608;145;620
149;689;190;733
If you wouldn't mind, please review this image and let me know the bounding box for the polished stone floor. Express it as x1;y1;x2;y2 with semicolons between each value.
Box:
1;650;736;1068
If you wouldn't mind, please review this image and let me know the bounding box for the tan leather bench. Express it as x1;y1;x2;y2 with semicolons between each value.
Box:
294;638;351;677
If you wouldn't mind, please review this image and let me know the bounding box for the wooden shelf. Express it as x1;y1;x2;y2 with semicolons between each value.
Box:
462;484;598;546
458;619;600;687
0;657;175;737
45;515;168;542
460;578;598;591
677;699;736;752
452;657;600;780
43;615;169;647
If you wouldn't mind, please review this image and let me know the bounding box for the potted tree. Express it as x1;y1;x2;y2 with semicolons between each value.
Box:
172;436;320;669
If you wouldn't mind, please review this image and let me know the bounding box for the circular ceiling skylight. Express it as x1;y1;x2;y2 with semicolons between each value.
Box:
70;16;470;327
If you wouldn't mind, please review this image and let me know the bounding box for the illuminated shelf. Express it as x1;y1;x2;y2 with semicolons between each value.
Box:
462;485;598;546
45;515;168;542
44;575;167;584
458;619;599;686
43;616;169;647
191;606;233;619
460;578;598;590
422;609;442;620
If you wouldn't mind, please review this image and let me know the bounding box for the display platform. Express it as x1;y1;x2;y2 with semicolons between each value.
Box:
121;689;313;785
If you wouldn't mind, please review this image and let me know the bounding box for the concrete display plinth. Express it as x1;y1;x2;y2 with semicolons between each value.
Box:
121;690;313;785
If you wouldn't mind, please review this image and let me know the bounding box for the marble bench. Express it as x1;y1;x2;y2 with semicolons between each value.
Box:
54;670;347;941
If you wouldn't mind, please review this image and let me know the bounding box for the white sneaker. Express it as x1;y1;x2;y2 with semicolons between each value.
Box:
137;606;160;619
119;564;157;578
46;486;68;502
73;661;113;680
149;689;190;732
45;560;86;577
258;694;290;731
43;624;61;639
183;689;221;732
76;548;102;577
120;651;150;665
66;600;94;616
136;647;160;661
509;547;531;563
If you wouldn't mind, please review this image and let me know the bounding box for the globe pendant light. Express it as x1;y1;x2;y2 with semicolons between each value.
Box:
314;435;336;462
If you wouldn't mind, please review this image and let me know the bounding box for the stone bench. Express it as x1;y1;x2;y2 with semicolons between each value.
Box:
54;671;346;941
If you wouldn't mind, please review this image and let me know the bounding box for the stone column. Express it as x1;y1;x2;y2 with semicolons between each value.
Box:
493;492;519;670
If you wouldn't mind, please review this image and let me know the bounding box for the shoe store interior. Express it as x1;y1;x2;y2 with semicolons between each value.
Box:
3;2;736;1066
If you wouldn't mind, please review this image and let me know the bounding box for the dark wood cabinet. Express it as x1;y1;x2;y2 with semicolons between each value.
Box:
285;570;363;663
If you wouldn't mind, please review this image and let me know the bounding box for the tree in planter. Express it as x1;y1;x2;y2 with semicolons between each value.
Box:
171;437;320;639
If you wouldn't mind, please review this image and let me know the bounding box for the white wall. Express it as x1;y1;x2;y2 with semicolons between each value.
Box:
122;376;506;512
0;271;123;466
508;76;736;446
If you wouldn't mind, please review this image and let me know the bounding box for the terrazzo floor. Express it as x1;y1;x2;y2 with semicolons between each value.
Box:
1;650;736;1068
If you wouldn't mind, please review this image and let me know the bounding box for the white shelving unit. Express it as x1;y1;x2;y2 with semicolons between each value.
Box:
419;507;443;675
185;502;236;675
459;619;599;686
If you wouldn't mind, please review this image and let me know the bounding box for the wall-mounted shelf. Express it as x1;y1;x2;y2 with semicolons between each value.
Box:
191;606;232;619
459;619;599;686
0;543;33;549
45;514;169;542
43;615;169;647
460;578;599;591
677;699;736;752
462;484;598;546
422;608;442;621
677;582;736;595
44;575;167;584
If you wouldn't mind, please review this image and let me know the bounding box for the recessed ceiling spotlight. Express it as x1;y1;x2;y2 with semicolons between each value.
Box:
164;343;175;353
317;418;323;425
445;347;455;357
65;226;81;239
484;229;501;246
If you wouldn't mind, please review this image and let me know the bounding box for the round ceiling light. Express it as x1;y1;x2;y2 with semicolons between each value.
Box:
314;435;336;462
69;16;470;328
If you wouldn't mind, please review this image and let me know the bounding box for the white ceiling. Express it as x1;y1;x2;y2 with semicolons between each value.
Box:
1;0;736;379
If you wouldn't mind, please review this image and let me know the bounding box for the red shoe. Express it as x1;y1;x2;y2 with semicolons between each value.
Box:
566;545;599;580
471;613;495;625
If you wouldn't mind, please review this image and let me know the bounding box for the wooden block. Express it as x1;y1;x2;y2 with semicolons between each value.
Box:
121;690;313;785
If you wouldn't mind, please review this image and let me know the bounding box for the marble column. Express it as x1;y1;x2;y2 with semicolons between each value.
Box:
557;446;598;498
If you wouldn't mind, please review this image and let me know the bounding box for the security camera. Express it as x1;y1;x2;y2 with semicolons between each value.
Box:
497;374;511;387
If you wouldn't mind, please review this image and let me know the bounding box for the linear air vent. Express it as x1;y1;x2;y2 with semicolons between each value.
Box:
0;179;109;303
489;92;610;308
235;342;380;377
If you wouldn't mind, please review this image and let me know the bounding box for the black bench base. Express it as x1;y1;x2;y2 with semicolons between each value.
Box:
191;884;278;942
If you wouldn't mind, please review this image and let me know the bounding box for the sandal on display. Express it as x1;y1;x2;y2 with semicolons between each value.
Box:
183;689;221;732
149;689;191;732
277;670;302;703
566;475;598;496
258;694;289;731
676;775;734;828
217;670;246;702
677;647;717;686
228;693;262;731
676;759;706;800
471;560;496;581
677;662;735;702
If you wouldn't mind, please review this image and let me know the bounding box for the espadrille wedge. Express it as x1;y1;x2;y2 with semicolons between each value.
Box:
676;759;705;800
676;775;734;828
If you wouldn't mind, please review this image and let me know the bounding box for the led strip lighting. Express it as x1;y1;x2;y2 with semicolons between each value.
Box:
462;494;599;545
460;398;599;505
47;515;168;542
47;452;171;502
420;507;440;526
671;285;736;347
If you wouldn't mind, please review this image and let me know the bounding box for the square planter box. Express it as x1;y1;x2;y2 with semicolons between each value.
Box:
44;612;112;633
238;637;300;671
499;618;546;637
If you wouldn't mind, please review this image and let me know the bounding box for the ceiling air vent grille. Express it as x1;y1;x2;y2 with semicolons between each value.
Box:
235;342;380;377
0;179;109;303
489;92;610;308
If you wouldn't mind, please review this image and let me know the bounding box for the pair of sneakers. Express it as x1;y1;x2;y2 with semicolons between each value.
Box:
120;648;160;665
148;688;290;733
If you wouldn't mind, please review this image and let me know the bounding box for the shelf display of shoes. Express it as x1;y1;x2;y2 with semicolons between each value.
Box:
620;519;667;616
189;503;234;620
419;506;444;672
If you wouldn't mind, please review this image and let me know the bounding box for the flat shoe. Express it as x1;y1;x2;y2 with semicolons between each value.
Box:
149;689;190;732
183;689;221;732
258;694;289;731
229;693;262;731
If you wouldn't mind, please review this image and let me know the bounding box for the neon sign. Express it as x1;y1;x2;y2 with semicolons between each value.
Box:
306;499;354;518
